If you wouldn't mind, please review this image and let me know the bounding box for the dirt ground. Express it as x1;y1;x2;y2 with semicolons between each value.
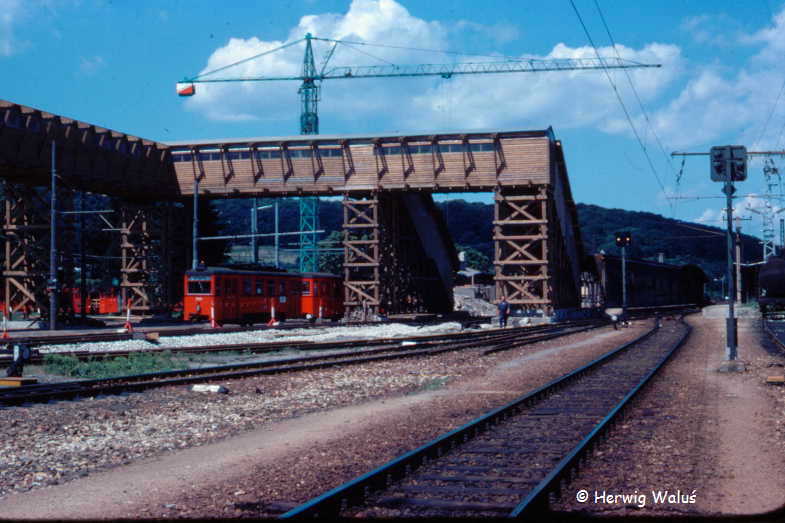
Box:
1;313;784;520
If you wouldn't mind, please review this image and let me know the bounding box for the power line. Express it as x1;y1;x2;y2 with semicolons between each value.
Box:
753;72;785;154
667;193;780;200
593;0;676;178
569;0;669;206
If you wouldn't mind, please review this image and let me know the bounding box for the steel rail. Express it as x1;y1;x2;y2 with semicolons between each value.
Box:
280;319;689;519
510;321;691;517
4;315;494;348
1;323;593;405
762;318;785;355
4;320;601;364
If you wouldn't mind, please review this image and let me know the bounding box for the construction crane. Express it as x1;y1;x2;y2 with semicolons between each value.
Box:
178;33;661;272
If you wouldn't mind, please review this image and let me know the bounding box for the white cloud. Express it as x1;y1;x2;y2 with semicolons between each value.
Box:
183;0;680;134
621;6;785;151
0;0;24;56
79;55;105;75
409;41;681;132
184;0;449;125
680;13;743;47
695;208;720;224
453;20;520;46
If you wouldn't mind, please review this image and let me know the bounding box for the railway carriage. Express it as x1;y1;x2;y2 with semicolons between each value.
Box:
586;254;707;308
184;267;342;325
300;273;344;320
758;256;785;313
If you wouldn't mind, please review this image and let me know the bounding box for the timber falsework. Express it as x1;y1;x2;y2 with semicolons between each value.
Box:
1;99;584;316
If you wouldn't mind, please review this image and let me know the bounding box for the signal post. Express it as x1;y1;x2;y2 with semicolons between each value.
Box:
711;145;747;370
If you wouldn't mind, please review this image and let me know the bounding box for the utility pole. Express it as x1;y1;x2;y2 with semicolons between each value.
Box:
78;193;86;320
735;224;742;303
48;140;58;331
274;200;280;269
251;198;258;264
723;176;737;360
192;177;200;270
249;202;276;266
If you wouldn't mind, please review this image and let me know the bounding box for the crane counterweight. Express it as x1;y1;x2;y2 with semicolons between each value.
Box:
177;83;195;97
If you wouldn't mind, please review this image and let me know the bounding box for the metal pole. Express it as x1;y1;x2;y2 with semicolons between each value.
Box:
49;140;58;331
78;192;86;320
192;177;199;269
735;225;742;303
621;245;627;309
274;200;280;269
724;180;737;360
251;198;258;264
780;218;784;253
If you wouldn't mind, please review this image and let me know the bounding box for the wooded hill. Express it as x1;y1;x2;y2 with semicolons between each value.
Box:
211;198;762;284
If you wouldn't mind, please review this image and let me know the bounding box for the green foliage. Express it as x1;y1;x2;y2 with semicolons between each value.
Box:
318;230;344;275
576;203;759;279
212;196;749;283
457;244;492;273
418;376;450;391
43;351;179;379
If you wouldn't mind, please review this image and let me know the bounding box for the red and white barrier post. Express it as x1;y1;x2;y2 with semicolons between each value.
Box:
210;304;218;328
318;304;323;320
123;299;133;333
267;303;277;327
2;312;9;340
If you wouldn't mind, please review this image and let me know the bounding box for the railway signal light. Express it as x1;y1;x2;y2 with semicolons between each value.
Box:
615;232;631;247
710;145;747;182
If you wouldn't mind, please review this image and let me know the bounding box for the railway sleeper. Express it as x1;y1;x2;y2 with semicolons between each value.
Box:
376;496;517;514
394;485;536;497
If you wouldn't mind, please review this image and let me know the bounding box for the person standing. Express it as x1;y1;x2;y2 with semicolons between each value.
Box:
497;295;510;328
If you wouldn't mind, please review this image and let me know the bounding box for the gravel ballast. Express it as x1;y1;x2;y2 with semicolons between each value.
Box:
34;322;466;354
1;314;782;520
0;322;645;519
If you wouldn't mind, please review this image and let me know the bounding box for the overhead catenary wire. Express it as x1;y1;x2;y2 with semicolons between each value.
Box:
593;0;676;178
569;0;669;208
593;0;682;216
752;72;785;155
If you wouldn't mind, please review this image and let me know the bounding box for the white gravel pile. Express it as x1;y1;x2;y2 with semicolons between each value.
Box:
36;322;465;354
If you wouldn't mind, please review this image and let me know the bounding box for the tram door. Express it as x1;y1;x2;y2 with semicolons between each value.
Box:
223;277;240;322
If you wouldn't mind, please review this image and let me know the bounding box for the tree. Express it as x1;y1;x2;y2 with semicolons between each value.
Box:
457;245;491;273
318;230;344;275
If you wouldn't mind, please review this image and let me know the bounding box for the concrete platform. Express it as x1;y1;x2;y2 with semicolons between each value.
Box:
702;304;761;319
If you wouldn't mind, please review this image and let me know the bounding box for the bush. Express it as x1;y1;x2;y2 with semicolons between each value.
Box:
43;351;179;379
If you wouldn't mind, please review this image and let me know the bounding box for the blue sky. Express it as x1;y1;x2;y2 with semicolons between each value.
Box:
3;0;785;241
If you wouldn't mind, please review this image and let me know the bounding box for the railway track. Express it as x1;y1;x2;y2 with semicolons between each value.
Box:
0;321;602;406
0;320;339;347
0;315;492;349
281;317;690;519
762;317;785;355
1;319;601;364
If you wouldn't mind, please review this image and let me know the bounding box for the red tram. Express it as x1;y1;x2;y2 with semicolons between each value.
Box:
183;267;343;325
63;288;121;315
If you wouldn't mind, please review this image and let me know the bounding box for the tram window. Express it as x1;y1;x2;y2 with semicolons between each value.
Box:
243;278;253;296
267;280;274;296
279;281;286;295
215;277;222;296
187;280;211;295
302;281;311;296
255;279;264;296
